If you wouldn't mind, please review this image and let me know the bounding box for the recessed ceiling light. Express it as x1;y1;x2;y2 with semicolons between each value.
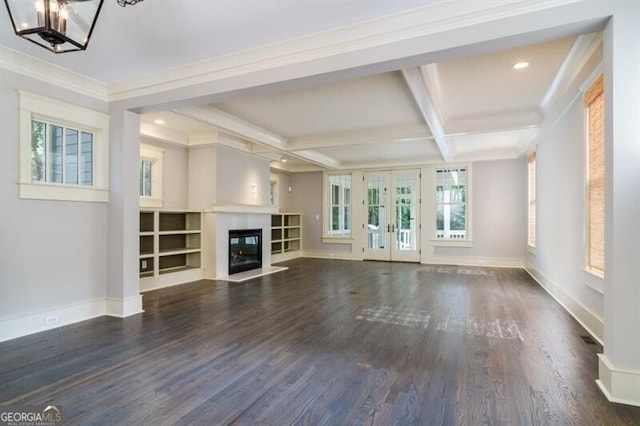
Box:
154;119;165;125
513;61;530;70
281;158;288;163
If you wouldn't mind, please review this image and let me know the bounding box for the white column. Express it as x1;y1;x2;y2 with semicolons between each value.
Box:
106;108;143;317
597;2;640;407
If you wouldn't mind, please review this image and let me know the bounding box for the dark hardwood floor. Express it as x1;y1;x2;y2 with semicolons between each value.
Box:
1;258;639;425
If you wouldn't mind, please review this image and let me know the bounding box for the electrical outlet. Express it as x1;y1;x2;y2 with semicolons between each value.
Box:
45;314;59;325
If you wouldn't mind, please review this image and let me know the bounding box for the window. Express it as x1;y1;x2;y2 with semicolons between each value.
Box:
19;91;109;202
269;175;279;207
139;159;153;197
527;151;537;248
435;167;468;240
139;145;164;208
31;120;94;186
326;173;351;237
585;74;605;276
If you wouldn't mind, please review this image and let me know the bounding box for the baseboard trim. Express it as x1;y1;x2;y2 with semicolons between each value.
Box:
300;250;363;261
423;256;524;268
0;299;106;343
105;295;144;318
597;354;640;407
524;261;604;345
140;268;204;292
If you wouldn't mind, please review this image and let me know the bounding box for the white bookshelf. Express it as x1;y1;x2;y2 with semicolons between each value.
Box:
271;213;301;263
139;210;202;291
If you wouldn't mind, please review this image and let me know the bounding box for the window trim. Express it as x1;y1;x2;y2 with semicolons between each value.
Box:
431;164;473;247
19;90;109;202
323;172;352;239
139;144;164;208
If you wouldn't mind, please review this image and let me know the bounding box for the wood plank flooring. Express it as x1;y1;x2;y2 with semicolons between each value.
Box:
1;258;639;425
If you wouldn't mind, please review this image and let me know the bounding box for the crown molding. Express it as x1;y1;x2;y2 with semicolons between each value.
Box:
2;0;586;107
0;45;108;102
106;0;575;102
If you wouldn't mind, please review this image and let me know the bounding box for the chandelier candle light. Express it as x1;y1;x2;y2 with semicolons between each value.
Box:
4;0;143;53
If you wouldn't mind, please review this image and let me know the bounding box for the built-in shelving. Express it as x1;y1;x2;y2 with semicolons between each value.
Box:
271;213;301;263
139;210;202;291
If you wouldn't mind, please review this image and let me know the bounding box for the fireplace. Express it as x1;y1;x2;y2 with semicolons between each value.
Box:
229;229;262;275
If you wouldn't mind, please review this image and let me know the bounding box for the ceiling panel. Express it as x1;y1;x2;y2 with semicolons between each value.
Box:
214;72;424;138
313;138;442;168
434;37;576;133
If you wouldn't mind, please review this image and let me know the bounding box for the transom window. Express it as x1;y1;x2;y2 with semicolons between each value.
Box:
31;120;94;186
18;90;109;202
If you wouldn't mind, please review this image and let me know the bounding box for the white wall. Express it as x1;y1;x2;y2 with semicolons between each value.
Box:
432;159;527;264
0;70;109;340
526;94;605;337
290;161;526;263
216;146;270;206
188;145;217;211
290;172;353;256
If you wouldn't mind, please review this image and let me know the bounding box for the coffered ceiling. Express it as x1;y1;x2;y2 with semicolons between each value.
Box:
140;35;585;171
0;1;603;172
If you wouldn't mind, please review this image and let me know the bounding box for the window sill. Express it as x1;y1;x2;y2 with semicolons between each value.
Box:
140;197;163;208
583;268;604;294
322;236;354;244
19;182;108;203
430;239;473;248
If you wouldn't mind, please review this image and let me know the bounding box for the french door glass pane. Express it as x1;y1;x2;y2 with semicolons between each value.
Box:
366;174;387;249
394;172;418;251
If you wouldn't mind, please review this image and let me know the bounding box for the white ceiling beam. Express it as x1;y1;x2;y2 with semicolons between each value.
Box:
290;150;341;170
287;124;432;151
140;122;189;145
171;105;287;151
401;67;453;162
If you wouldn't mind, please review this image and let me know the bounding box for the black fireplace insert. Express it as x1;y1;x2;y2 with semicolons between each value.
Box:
229;229;262;275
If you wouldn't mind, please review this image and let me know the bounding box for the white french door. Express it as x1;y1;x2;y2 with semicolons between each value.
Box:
363;170;420;262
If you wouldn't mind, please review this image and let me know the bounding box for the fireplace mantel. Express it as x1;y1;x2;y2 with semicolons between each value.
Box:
205;204;279;215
